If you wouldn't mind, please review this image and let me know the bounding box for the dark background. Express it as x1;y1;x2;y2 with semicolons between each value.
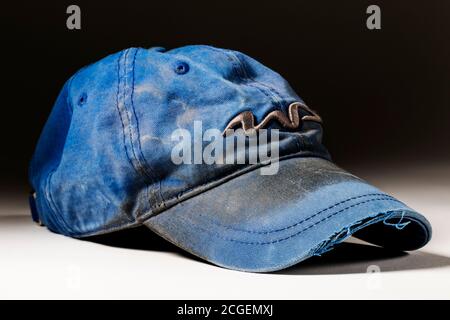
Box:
1;0;449;188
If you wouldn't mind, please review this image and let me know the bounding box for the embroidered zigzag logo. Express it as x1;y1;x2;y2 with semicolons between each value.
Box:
222;102;322;136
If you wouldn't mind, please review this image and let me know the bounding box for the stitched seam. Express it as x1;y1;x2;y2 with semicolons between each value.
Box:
198;193;394;234
128;48;150;207
179;197;402;245
118;49;159;220
229;50;284;108
203;46;277;104
116;50;139;176
118;49;153;185
122;49;142;170
65;76;76;114
123;48;161;208
215;49;296;140
206;46;280;110
227;51;280;108
130;48;164;204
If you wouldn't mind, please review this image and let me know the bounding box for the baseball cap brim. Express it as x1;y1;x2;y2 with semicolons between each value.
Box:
144;157;432;272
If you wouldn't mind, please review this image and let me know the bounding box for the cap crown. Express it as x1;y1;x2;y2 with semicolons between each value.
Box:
30;45;329;236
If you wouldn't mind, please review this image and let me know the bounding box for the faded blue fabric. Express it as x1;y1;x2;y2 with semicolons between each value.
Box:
145;157;431;271
29;45;432;272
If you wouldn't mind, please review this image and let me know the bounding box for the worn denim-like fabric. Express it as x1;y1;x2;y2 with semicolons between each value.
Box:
29;45;432;272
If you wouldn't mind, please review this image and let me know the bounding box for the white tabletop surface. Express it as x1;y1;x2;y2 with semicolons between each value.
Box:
1;161;449;299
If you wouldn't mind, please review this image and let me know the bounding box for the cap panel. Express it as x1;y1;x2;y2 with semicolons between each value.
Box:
29;79;73;233
225;49;304;108
132;46;329;216
35;50;152;236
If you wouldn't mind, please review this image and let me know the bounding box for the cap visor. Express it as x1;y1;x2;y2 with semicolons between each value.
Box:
144;157;432;272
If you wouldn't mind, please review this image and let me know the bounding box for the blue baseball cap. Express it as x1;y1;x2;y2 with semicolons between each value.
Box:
29;45;432;272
